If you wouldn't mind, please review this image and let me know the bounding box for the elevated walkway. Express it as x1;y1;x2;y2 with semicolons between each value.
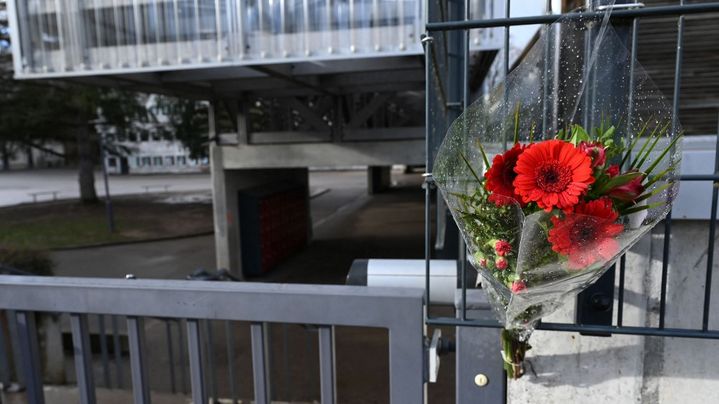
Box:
8;0;501;97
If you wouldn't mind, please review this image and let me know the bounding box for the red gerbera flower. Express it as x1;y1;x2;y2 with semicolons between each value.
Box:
484;143;526;206
513;140;595;212
548;198;624;270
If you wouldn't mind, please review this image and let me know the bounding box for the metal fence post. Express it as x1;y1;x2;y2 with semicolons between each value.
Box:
454;290;505;403
70;314;97;404
127;316;151;404
14;311;44;404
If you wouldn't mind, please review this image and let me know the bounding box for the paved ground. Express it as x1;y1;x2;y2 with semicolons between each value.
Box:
0;169;212;207
50;170;370;280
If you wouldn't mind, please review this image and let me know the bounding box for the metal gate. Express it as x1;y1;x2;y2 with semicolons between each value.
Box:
0;276;424;404
423;0;719;402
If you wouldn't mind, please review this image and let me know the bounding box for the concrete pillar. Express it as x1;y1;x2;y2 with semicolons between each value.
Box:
211;145;310;278
367;166;391;195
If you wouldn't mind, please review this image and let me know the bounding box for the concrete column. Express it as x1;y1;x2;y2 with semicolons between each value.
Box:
367;166;391;195
211;145;310;278
211;145;236;274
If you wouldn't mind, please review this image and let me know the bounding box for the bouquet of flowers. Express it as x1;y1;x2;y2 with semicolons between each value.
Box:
433;9;682;379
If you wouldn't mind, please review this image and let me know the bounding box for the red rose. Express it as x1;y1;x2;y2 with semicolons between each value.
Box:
606;164;620;177
494;240;512;256
495;257;508;270
608;174;645;202
579;141;607;168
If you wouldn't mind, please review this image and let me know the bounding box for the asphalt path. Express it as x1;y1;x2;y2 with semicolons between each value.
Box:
49;170;372;279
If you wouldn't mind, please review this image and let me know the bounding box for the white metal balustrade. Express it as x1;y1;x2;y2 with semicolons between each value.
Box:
6;0;501;79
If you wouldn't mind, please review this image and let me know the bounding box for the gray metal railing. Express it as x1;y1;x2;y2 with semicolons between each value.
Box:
0;276;425;404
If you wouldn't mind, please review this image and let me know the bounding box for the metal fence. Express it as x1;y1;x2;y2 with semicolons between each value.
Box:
423;0;719;339
0;276;425;403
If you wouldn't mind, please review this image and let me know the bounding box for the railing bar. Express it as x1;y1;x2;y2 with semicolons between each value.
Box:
426;3;719;31
215;0;223;61
178;319;188;394
6;310;24;386
165;320;177;394
111;315;123;388
132;0;143;66
126;316;150;404
702;113;719;331
680;175;719;181
617;255;626;327
304;327;313;400
98;314;111;388
172;0;182;62
660;1;686;330
617;14;639;330
225;321;238;404
251;322;271;404
318;325;337;404
205;320;217;402
71;314;97;404
283;323;291;400
660;212;671;329
187;319;207;404
423;31;433;315
427;317;719;338
626;17;639;132
458;0;471;322
0;312;11;387
193;0;201;61
14;311;44;404
502;0;510;152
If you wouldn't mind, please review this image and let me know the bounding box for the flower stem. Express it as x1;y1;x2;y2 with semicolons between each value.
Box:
501;329;531;380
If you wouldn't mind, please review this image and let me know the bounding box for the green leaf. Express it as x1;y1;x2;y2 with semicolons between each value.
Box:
643;133;683;178
595;171;645;195
529;121;537;143
633;182;673;204
619;120;650;168
643;159;681;189
569;124;590;146
630;121;670;169
622;201;665;216
460;152;483;184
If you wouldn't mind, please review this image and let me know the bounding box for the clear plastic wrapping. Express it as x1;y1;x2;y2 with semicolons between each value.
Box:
432;8;682;378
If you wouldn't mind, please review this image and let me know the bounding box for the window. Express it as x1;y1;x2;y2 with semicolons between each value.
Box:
165;156;175;166
136;157;142;167
151;130;161;141
140;131;149;142
153;156;163;166
177;156;187;165
107;158;117;167
141;157;152;166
